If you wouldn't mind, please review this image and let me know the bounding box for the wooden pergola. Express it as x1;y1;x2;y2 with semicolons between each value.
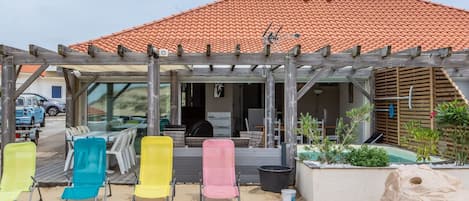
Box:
1;43;468;167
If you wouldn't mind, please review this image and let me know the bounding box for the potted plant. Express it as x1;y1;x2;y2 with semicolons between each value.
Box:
402;120;440;163
435;100;469;165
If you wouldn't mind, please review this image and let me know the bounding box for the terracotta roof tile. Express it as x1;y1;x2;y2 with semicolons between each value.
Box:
0;65;45;76
70;0;469;53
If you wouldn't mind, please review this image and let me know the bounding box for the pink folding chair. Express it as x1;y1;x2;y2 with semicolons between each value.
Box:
200;139;240;201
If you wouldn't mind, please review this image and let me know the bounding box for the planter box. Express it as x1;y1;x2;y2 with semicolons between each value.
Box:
295;160;469;201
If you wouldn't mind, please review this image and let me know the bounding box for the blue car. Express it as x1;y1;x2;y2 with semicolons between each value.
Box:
16;94;46;127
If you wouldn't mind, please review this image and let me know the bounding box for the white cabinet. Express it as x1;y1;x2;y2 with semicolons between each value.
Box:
207;112;231;137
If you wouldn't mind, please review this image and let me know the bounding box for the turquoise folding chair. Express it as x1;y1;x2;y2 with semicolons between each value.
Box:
61;138;111;201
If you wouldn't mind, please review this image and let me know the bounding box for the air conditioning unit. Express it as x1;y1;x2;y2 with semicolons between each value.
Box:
159;49;169;57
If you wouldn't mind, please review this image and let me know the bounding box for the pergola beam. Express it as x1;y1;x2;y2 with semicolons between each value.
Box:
206;44;211;56
88;44;105;58
73;75;99;100
297;67;331;101
289;45;301;57
29;44;56;57
367;45;392;58
14;63;49;99
77;67;371;80
264;44;271;57
346;75;372;101
4;50;469;68
342;45;361;57
314;45;331;57
0;44;27;56
394;46;421;58
16;65;22;78
117;44;132;57
177;44;184;57
423;47;452;58
234;44;241;56
58;44;79;57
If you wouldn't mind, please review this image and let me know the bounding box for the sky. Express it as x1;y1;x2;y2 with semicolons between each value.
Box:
0;0;467;50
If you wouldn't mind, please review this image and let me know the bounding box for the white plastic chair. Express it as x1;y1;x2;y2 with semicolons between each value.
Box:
64;128;75;171
76;125;90;134
106;130;130;174
70;127;81;135
274;120;282;145
127;128;137;167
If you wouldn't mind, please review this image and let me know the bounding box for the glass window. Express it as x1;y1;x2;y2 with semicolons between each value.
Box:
87;82;171;131
16;98;24;106
52;86;62;98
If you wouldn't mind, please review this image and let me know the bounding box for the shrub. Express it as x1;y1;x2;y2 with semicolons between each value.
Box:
403;121;440;163
345;145;389;167
297;104;374;164
435;100;469;165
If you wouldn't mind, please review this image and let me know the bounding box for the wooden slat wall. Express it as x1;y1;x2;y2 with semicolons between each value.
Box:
374;68;399;144
374;67;469;160
398;67;433;150
433;68;465;159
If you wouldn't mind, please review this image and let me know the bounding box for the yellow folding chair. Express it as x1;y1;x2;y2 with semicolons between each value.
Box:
0;142;42;201
133;136;175;201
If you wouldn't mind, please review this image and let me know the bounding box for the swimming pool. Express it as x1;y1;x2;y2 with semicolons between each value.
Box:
297;144;446;164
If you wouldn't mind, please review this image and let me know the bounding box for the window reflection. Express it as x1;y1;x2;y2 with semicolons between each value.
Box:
87;83;170;131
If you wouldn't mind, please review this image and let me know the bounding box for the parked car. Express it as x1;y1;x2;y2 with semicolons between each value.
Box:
16;94;46;127
23;93;66;116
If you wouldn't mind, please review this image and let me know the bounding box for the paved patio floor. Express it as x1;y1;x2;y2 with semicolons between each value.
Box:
18;184;304;201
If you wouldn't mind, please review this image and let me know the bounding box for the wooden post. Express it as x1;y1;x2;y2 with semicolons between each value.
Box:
106;83;114;131
284;55;297;168
1;56;16;150
396;67;401;145
265;69;275;148
170;71;179;125
429;68;435;130
147;57;160;135
63;69;76;128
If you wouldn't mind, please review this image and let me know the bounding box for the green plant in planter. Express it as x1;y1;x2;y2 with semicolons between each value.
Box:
297;104;374;164
435;100;469;165
403;121;440;163
345;145;389;167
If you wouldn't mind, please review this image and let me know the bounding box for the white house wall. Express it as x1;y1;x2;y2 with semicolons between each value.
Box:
339;82;370;143
16;74;66;101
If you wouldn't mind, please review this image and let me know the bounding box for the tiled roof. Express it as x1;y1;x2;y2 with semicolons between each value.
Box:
70;0;469;53
0;64;45;76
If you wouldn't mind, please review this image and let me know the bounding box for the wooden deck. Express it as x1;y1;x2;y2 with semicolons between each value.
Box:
6;147;282;186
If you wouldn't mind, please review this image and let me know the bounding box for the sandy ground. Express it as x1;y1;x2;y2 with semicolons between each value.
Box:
19;185;304;201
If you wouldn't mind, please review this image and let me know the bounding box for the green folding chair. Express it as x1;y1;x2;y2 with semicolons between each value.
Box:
0;142;42;201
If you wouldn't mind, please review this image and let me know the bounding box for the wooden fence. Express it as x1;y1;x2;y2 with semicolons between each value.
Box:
374;67;466;159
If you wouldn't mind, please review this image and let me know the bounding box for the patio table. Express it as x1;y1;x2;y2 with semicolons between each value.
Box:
111;123;147;131
66;131;122;142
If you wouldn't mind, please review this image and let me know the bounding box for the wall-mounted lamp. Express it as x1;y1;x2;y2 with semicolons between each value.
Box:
313;88;323;96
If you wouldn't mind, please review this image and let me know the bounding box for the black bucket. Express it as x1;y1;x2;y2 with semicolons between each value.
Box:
258;165;293;193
